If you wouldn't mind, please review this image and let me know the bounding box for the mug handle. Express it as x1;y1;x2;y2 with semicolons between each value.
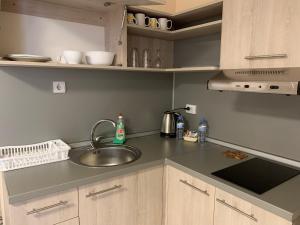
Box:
167;20;173;30
156;19;160;28
133;18;137;25
145;16;150;27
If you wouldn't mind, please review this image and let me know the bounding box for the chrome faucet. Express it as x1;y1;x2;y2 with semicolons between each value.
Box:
90;119;116;149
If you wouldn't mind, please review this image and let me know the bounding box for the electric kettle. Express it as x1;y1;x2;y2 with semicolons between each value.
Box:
160;107;189;138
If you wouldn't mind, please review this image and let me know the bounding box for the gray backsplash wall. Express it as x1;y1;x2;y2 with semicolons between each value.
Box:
0;68;172;145
174;72;300;161
174;33;300;161
174;33;221;68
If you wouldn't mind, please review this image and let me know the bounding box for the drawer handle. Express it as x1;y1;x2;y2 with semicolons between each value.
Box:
26;200;68;215
86;185;122;198
216;198;258;222
179;180;209;196
245;54;287;60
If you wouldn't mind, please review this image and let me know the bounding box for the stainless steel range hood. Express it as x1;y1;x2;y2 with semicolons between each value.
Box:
207;69;300;95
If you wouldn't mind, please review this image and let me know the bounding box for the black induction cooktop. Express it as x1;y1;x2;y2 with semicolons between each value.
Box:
212;158;300;195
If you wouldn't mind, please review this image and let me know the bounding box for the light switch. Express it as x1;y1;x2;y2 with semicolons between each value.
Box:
53;81;66;94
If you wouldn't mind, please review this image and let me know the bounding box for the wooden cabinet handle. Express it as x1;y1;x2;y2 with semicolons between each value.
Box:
179;179;209;196
216;198;258;222
26;200;68;215
245;54;287;60
86;185;122;198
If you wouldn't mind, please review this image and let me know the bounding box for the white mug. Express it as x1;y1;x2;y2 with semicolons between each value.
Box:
158;18;172;30
60;50;83;64
135;13;150;27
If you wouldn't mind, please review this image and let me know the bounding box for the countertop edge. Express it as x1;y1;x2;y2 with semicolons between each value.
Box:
8;159;163;204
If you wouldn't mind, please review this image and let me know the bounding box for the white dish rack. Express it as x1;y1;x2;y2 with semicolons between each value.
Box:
0;139;71;171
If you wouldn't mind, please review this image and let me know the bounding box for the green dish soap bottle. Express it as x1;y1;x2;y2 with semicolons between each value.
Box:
113;114;126;144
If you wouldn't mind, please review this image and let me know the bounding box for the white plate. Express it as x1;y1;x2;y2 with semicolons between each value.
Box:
4;54;52;62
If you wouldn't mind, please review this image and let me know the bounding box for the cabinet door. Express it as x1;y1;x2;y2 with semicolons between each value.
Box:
220;0;255;69
248;0;297;69
164;166;215;225
79;173;138;225
214;189;292;225
137;166;164;225
221;0;300;69
9;189;78;225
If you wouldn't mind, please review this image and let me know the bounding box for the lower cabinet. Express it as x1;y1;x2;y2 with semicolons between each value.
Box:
137;166;164;225
79;173;138;225
2;165;297;225
164;166;215;225
8;188;78;225
79;166;164;225
214;188;292;225
57;218;80;225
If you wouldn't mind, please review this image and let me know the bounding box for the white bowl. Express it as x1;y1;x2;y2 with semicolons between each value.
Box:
85;51;115;66
63;50;83;64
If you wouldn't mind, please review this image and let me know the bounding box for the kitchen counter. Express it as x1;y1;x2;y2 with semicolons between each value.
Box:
3;134;300;221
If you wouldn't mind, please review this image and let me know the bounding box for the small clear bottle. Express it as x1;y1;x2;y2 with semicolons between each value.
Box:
154;49;162;68
142;49;151;68
198;118;208;143
176;115;185;140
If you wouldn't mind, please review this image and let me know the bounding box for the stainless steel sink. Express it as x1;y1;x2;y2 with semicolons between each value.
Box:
69;144;142;167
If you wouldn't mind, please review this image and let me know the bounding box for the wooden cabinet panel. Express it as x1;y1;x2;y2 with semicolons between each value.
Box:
175;0;221;14
220;0;255;69
164;166;215;225
79;173;138;225
57;218;80;225
214;188;292;225
221;0;300;69
8;189;78;225
137;166;164;225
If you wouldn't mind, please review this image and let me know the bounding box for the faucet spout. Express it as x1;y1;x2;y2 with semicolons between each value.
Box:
90;119;116;149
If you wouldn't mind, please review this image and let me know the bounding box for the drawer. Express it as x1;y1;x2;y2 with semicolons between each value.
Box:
9;188;78;225
215;189;291;225
57;217;79;225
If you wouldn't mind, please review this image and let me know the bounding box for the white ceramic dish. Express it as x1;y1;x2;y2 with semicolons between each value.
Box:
62;50;83;64
85;51;115;66
4;54;52;62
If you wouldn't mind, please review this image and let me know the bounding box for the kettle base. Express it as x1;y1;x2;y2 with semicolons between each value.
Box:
160;132;176;138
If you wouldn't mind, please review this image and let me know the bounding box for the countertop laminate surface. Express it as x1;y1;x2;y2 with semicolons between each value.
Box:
3;134;300;221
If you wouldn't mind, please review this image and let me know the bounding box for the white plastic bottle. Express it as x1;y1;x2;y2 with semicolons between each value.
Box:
176;115;185;140
198;118;208;143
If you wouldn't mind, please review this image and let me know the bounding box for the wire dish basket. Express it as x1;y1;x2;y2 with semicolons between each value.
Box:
0;139;71;171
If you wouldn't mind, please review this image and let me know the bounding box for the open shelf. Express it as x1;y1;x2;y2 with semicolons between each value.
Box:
127;20;222;40
166;66;220;72
128;0;223;24
0;60;220;73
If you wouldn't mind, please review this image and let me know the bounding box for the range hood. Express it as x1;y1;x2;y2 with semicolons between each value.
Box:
207;69;300;95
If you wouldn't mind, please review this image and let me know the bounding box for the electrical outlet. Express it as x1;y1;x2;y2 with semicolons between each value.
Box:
53;81;66;94
186;104;197;114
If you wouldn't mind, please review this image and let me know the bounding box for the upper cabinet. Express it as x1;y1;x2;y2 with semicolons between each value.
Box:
220;0;300;69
